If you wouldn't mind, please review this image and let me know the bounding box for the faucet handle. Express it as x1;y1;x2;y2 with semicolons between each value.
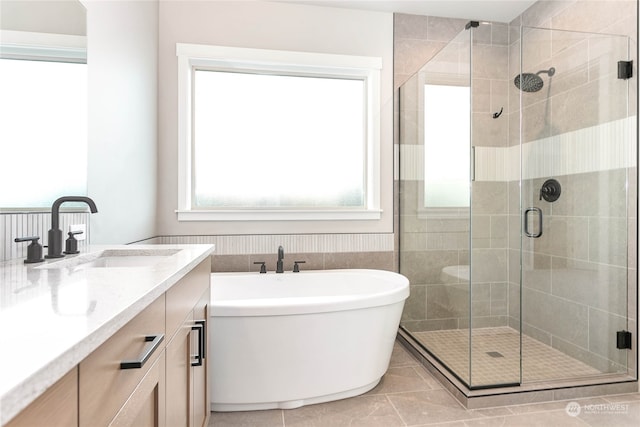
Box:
253;261;267;274
14;236;45;264
293;261;306;273
14;236;40;243
64;230;83;255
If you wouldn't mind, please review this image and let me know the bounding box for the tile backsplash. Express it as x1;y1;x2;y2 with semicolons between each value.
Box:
154;233;394;255
0;212;91;262
136;234;397;273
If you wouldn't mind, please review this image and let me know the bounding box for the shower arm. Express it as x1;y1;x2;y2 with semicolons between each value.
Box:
536;67;556;77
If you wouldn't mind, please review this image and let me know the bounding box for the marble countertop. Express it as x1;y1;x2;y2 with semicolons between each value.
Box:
0;244;215;425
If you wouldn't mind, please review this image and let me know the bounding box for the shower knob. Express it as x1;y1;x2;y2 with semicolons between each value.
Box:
540;179;561;202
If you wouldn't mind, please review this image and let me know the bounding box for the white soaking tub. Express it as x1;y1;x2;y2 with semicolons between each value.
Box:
209;269;409;411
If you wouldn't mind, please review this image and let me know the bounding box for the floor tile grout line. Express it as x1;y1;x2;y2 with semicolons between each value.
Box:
503;396;611;416
603;393;640;404
384;393;409;426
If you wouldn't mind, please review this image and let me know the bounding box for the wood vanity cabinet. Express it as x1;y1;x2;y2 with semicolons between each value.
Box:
191;290;209;427
108;353;166;427
5;369;78;427
5;257;211;427
79;295;167;427
165;260;211;427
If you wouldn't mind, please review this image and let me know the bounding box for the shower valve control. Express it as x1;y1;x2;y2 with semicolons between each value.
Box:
540;179;561;203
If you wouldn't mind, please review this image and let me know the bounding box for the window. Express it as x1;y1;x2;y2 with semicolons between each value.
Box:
176;44;382;221
424;84;470;208
0;31;87;208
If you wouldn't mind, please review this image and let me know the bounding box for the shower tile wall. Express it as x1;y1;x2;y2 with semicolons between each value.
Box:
396;13;465;331
470;22;511;332
506;0;638;376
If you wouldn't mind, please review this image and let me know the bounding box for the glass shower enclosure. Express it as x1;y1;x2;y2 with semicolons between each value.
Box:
398;22;636;390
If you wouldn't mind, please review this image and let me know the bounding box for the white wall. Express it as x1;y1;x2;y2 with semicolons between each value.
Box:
0;0;86;35
86;0;158;243
157;0;394;235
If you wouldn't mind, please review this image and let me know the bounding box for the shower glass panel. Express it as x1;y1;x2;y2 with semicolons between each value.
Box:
399;26;474;386
519;27;631;383
469;22;519;388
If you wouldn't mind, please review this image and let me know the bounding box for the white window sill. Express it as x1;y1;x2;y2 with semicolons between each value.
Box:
176;209;382;222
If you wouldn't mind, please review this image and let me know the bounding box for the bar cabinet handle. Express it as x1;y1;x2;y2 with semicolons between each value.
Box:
191;321;205;367
120;334;164;370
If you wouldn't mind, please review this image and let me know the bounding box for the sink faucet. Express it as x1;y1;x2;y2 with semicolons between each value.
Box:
46;196;98;259
276;245;284;273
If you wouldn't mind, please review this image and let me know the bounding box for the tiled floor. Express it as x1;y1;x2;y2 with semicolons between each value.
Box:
413;327;601;386
208;340;640;426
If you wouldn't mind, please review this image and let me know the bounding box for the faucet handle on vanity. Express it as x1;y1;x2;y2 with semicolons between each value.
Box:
253;261;267;274
64;230;83;255
14;236;45;264
293;261;306;273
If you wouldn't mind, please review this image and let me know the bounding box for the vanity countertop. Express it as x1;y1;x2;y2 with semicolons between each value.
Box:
0;244;215;425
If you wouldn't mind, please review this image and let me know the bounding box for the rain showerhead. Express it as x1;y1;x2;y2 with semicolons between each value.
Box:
514;67;556;92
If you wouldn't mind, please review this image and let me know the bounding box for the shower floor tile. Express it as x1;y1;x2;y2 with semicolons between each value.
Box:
412;326;601;386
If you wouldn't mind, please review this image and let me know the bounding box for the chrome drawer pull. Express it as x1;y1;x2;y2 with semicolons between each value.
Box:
120;334;164;370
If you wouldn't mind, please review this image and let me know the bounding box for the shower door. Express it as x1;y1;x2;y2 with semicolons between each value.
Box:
468;22;521;389
519;27;633;383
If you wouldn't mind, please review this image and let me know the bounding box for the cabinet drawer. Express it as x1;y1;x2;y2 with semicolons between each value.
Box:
79;295;166;427
6;368;78;427
166;259;210;340
109;353;165;427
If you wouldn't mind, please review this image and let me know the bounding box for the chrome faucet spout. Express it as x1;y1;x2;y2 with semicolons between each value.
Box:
46;196;98;259
276;246;284;273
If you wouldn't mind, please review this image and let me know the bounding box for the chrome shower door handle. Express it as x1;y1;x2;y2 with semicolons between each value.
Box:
524;207;543;238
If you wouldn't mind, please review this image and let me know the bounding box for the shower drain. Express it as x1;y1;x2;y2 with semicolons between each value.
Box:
486;351;505;358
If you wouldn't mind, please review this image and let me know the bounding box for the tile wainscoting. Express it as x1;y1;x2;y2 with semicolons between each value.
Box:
137;234;396;273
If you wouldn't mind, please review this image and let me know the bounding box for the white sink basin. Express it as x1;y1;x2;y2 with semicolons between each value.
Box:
38;249;181;270
70;255;171;269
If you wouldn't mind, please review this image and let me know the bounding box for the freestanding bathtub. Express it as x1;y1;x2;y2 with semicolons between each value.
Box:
209;269;409;411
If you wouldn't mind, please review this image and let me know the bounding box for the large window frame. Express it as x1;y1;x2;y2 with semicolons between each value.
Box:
176;43;382;221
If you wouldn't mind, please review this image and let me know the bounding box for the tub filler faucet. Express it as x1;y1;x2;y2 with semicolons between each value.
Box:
276;246;284;273
46;196;98;259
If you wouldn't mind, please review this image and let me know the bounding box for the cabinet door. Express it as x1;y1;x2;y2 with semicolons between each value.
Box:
6;368;78;427
79;296;165;427
109;353;166;427
166;312;192;427
191;290;210;427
